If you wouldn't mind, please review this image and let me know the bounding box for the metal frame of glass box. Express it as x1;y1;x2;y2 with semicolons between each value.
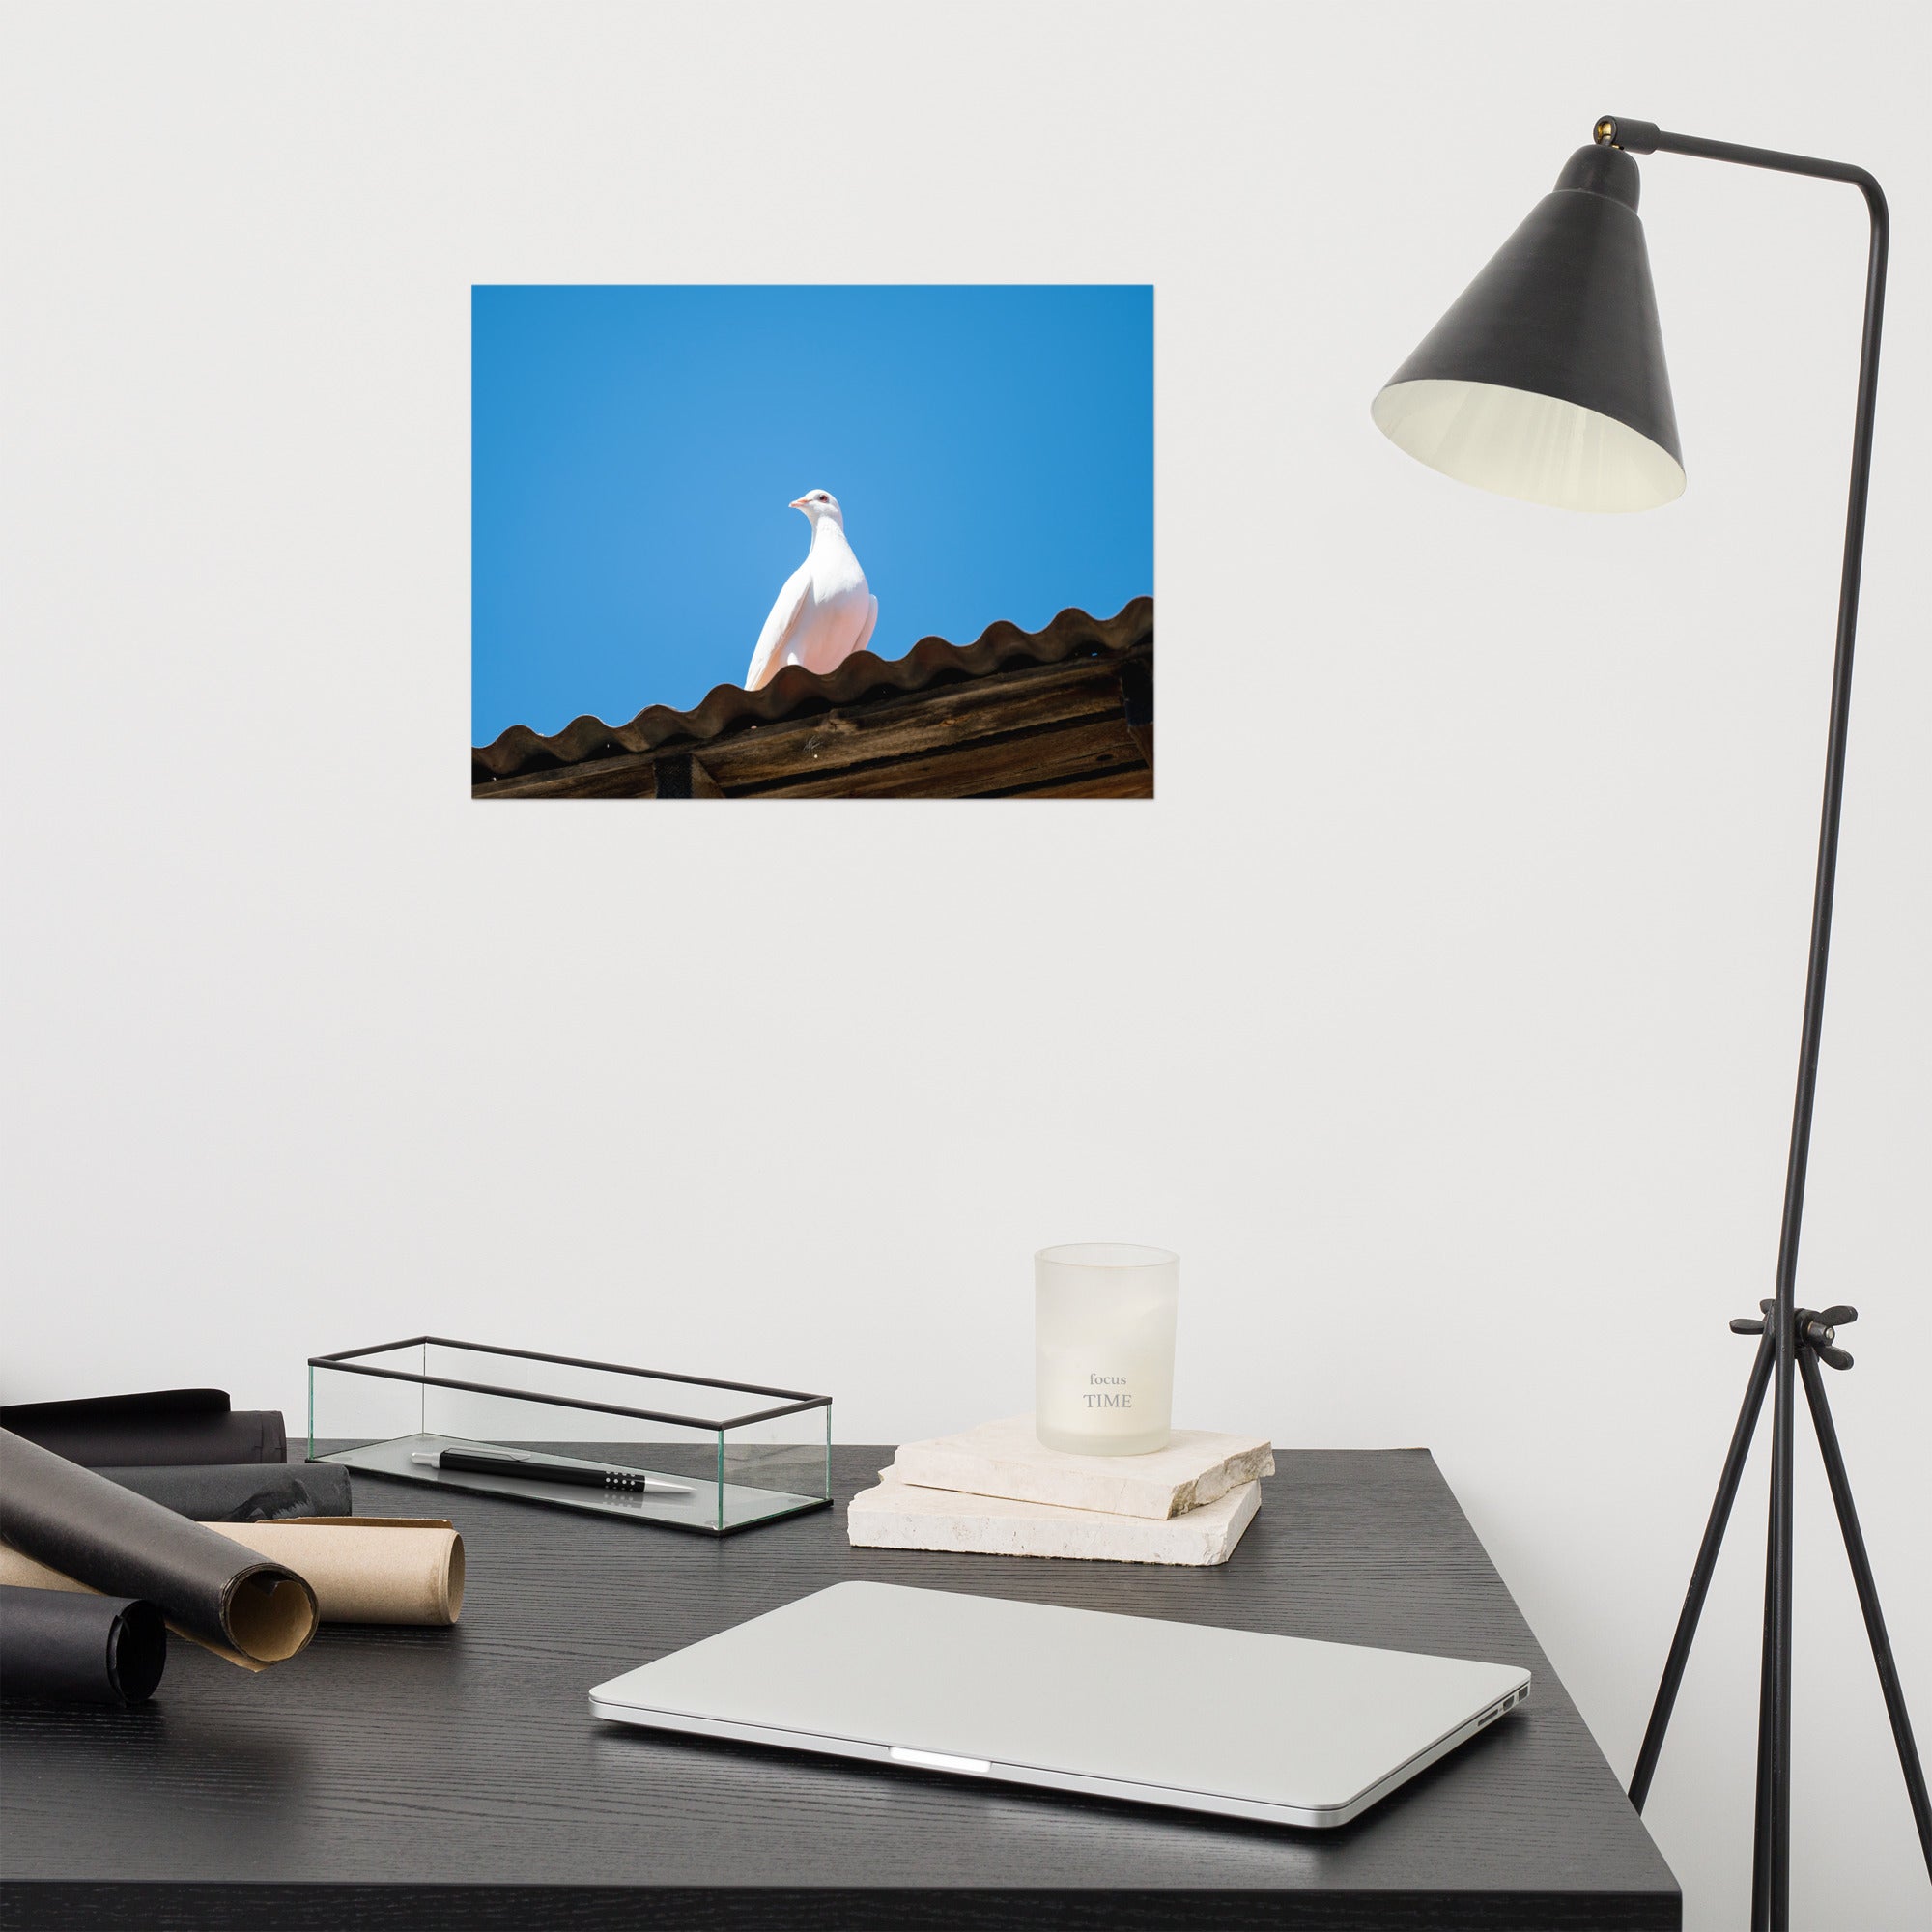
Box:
308;1336;832;1536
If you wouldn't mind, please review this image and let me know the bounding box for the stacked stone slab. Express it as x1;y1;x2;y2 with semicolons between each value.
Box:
847;1416;1274;1567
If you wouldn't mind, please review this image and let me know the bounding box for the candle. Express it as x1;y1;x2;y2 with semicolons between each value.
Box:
1034;1243;1179;1456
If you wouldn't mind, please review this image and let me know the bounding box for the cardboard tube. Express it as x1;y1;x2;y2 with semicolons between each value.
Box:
200;1520;465;1626
0;1429;316;1669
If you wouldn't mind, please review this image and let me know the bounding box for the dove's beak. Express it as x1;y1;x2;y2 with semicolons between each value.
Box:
788;497;809;512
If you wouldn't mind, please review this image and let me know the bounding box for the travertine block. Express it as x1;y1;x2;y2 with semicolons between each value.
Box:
890;1414;1273;1520
847;1467;1261;1566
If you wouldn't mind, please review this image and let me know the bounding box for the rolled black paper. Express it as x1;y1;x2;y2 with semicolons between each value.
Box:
95;1462;353;1522
0;1430;317;1667
0;1390;286;1467
0;1585;166;1705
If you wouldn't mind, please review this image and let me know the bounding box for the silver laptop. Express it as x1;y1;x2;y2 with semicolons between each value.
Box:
589;1580;1530;1828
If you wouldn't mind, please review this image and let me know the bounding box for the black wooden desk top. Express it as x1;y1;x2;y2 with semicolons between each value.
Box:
2;1446;1679;1931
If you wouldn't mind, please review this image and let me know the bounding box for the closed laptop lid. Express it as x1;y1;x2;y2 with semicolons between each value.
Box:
590;1580;1529;1821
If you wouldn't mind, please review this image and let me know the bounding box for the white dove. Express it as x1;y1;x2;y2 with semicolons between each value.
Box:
744;490;878;690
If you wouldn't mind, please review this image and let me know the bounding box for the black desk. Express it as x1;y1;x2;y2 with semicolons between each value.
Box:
2;1447;1679;1930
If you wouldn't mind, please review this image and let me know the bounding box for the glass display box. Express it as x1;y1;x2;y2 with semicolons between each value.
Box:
309;1337;832;1535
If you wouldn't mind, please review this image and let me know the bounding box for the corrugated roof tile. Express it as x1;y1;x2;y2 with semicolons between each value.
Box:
472;597;1152;783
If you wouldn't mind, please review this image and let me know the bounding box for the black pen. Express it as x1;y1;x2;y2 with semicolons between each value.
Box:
411;1446;690;1495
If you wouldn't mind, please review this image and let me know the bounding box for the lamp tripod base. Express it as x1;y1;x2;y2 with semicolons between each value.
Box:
1627;1305;1932;1929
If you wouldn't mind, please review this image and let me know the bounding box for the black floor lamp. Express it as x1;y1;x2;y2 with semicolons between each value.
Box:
1371;116;1929;1931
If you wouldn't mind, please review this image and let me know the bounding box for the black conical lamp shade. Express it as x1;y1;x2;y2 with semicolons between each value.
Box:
1373;144;1684;512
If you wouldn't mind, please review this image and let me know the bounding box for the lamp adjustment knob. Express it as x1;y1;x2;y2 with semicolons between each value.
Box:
1595;115;1662;155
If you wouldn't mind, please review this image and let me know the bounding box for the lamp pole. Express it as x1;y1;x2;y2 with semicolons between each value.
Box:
1375;113;1926;1928
1589;119;1924;1932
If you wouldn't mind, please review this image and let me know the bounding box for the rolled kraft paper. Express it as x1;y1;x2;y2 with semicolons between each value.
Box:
203;1520;466;1625
0;1584;167;1705
99;1463;354;1522
0;1547;267;1672
0;1522;463;1630
0;1430;316;1670
0;1390;286;1467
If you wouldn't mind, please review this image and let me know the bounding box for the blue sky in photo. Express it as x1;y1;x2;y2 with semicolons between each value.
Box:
472;285;1153;741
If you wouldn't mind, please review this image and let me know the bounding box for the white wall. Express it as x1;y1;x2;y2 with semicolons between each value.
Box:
4;3;1927;1923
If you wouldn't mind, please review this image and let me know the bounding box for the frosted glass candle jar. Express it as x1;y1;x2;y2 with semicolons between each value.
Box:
1034;1243;1179;1456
